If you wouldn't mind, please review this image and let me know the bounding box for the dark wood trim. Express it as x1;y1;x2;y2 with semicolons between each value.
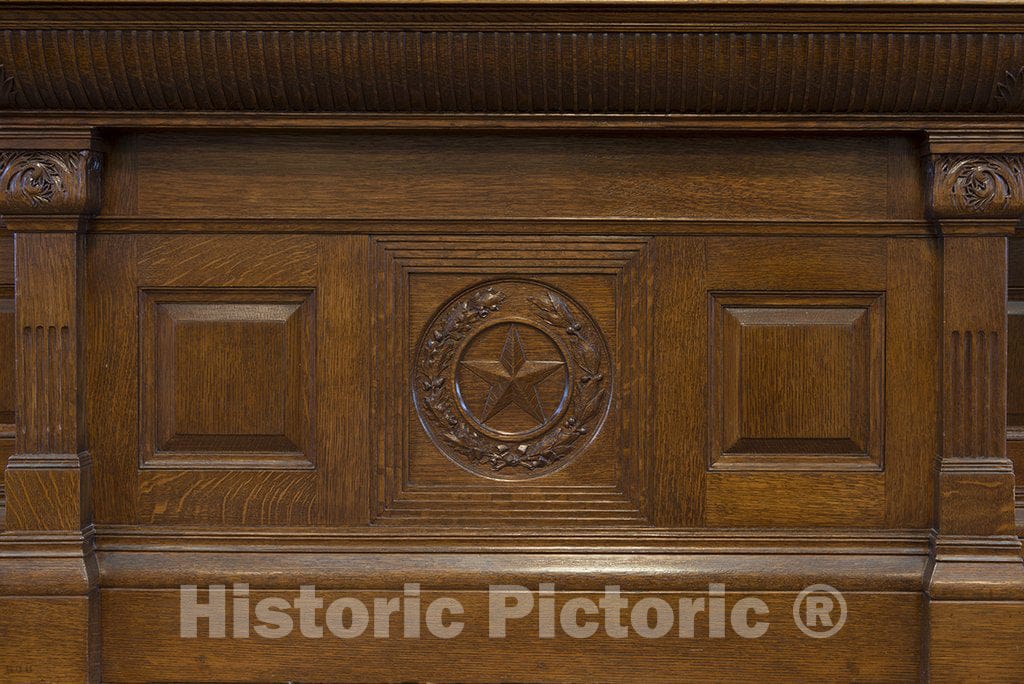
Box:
3;25;1024;116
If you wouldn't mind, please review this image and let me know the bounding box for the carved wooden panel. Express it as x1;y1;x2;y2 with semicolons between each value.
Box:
654;237;937;528
0;150;101;215
373;236;651;525
710;293;884;471
87;234;369;526
139;289;315;470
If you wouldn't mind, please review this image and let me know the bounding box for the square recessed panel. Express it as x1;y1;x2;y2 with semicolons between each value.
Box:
710;292;884;471
139;289;315;469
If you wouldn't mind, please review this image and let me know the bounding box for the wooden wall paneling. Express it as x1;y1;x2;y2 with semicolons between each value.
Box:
372;236;650;526
317;235;371;526
100;588;923;683
617;234;655;520
132;236;325;526
0;596;97;682
4;8;1024;675
709;292;885;471
929;601;1024;683
85;235;139;525
124;133;906;222
138;288;317;470
703;237;891;527
884;238;940;529
89;232;372;527
652;237;707;527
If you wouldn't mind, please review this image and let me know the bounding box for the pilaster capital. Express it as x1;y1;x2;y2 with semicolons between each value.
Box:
925;132;1024;235
0;130;103;230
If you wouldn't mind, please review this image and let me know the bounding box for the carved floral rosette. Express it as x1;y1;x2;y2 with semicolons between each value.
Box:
413;279;612;480
930;154;1024;218
0;149;102;215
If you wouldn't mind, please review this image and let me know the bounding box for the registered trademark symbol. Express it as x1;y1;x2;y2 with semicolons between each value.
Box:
793;584;847;639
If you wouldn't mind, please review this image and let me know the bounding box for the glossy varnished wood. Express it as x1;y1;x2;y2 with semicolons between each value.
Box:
1;2;1024;681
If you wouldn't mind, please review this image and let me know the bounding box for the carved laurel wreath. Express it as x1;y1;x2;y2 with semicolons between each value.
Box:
415;283;609;475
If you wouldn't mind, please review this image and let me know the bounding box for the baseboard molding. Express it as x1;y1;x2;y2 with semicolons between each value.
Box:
101;587;924;682
0;595;98;683
97;549;927;593
928;600;1024;682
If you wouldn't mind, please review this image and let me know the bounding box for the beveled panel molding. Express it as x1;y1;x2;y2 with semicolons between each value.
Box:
138;288;316;470
709;292;885;471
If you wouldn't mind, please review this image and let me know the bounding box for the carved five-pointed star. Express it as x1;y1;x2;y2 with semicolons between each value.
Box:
460;324;566;425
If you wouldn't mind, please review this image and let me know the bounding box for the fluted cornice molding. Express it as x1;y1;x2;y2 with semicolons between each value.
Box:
2;27;1024;116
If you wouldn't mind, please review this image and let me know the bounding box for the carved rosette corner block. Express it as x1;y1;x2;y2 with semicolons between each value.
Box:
0;149;102;216
413;280;613;480
929;154;1024;219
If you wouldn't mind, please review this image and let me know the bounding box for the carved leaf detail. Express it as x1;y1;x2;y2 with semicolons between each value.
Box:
996;66;1024;112
0;150;101;214
415;282;611;477
940;156;1024;214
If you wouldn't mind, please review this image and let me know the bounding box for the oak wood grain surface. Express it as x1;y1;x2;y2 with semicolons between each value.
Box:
1;2;1024;681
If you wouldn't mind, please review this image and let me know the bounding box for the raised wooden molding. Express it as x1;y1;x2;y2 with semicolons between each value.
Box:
2;28;1024;116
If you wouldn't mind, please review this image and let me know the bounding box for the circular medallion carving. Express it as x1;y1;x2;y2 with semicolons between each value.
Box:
413;280;612;480
947;157;1019;213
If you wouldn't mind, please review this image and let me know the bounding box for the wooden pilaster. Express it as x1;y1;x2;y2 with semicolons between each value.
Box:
0;131;102;682
925;133;1024;680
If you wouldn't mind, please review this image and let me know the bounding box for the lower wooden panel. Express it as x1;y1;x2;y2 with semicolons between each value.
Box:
0;596;96;682
101;589;922;682
929;601;1024;683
